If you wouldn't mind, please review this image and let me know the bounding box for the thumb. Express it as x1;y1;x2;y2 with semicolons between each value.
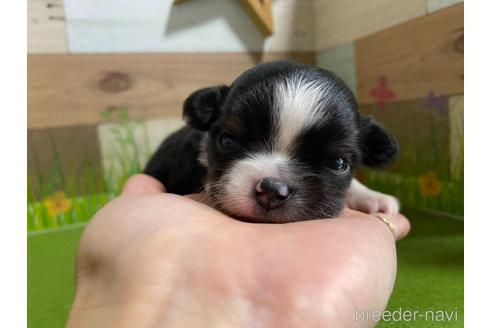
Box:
121;174;166;195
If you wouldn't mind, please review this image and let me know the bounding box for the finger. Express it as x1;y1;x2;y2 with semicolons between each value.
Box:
390;212;411;240
342;208;411;241
370;212;411;241
380;197;401;216
121;174;166;195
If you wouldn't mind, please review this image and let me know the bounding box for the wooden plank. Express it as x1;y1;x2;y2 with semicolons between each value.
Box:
314;0;426;50
427;0;463;13
28;52;315;129
28;0;68;53
449;95;464;181
28;125;104;199
241;0;274;36
355;4;464;105
359;99;450;178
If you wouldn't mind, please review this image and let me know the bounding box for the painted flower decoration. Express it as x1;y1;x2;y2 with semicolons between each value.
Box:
425;90;447;115
369;76;395;110
43;191;72;217
418;171;442;197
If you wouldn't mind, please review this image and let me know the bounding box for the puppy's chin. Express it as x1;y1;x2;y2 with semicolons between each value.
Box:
227;210;296;224
225;211;302;224
215;200;340;224
205;196;289;223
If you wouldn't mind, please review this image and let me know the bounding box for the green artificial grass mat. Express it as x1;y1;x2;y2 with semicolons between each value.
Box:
379;208;464;327
28;226;84;328
27;209;463;327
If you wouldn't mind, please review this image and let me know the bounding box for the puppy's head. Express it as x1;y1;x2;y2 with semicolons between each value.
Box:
184;61;398;222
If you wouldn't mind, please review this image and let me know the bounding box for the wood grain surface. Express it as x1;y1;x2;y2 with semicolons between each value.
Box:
355;4;464;105
28;52;314;129
241;0;273;36
315;0;426;50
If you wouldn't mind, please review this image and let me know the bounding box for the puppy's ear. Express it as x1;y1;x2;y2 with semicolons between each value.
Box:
358;115;399;168
183;85;229;131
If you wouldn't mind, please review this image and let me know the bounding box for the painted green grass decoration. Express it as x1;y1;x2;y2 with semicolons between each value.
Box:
28;104;464;233
27;109;153;232
360;170;464;216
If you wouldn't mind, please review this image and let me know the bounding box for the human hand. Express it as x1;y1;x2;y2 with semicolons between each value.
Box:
67;174;410;327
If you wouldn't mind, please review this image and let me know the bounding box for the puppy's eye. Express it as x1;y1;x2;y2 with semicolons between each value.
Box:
329;158;349;172
218;133;239;150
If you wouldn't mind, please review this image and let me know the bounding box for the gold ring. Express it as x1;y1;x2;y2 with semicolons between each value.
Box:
372;214;397;239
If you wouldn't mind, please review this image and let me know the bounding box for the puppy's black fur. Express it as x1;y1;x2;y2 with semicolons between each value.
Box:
144;127;206;195
144;61;398;222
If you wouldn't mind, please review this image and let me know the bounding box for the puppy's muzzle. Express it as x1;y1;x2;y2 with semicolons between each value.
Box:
255;177;291;210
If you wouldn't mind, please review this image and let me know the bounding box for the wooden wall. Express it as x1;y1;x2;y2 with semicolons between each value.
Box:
28;52;314;129
28;0;464;216
316;2;464;216
355;4;463;104
314;0;427;50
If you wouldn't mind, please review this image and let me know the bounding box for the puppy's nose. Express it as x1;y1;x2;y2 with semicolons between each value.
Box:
255;177;290;210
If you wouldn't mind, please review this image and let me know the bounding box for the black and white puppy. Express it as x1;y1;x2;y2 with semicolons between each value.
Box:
145;61;399;223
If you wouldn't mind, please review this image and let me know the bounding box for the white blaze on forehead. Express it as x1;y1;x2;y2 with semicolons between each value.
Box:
274;74;330;151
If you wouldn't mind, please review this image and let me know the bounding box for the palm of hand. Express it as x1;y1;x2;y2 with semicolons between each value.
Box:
69;175;408;327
